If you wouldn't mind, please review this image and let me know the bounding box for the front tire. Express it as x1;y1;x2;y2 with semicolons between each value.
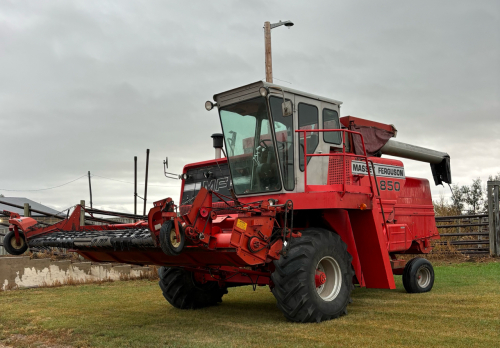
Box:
3;231;28;255
159;220;185;256
271;228;354;323
158;267;227;309
402;257;434;293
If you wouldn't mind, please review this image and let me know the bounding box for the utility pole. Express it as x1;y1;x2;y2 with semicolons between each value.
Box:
263;20;294;83
264;21;273;83
88;171;93;208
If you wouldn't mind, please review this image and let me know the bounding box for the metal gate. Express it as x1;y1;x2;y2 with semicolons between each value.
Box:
435;180;500;256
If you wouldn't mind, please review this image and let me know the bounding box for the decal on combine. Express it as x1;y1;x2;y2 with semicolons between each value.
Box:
184;177;231;192
181;163;233;205
236;219;247;231
351;160;405;179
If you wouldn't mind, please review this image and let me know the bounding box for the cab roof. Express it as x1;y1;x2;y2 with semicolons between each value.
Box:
213;81;343;108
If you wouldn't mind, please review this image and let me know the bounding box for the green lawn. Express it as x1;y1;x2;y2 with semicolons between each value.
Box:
1;262;499;348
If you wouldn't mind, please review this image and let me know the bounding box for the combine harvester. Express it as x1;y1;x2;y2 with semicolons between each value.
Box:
3;81;451;322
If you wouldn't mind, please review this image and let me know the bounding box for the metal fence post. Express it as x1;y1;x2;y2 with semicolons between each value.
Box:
488;181;500;256
24;203;31;217
80;200;85;228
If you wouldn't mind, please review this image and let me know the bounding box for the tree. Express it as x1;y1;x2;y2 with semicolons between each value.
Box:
488;172;500;181
462;178;484;214
450;184;465;213
436;175;498;216
434;195;461;216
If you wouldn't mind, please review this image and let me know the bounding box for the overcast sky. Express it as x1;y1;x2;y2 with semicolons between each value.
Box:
1;0;499;213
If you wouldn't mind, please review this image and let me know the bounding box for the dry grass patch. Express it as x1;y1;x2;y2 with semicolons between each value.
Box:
30;250;81;262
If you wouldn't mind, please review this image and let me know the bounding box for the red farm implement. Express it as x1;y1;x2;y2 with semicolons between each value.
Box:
3;81;451;322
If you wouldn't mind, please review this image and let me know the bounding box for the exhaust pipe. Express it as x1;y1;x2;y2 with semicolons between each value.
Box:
211;133;224;159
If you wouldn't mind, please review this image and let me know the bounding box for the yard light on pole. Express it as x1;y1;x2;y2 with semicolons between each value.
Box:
264;20;294;83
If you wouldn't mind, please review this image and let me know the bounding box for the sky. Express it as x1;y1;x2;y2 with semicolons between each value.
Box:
1;0;499;213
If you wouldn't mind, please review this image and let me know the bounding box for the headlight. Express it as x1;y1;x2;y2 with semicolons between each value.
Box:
205;101;214;111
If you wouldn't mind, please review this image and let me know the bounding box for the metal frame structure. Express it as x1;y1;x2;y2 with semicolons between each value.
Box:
488;181;500;256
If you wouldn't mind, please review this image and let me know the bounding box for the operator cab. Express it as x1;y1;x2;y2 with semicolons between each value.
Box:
212;81;343;196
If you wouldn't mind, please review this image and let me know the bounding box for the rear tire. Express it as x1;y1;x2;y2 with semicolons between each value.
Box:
271;228;354;323
3;231;28;255
158;267;227;309
402;257;434;293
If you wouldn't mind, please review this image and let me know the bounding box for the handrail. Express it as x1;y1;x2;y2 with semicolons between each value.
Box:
368;159;389;239
295;129;375;198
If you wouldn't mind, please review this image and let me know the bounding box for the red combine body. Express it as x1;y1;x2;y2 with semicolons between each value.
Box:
3;81;451;322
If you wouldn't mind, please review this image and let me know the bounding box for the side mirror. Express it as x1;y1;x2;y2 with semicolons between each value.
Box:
282;100;293;117
163;157;181;180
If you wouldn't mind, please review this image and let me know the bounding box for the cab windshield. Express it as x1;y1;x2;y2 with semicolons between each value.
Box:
219;97;281;195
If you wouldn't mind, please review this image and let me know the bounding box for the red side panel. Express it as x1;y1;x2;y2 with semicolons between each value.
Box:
348;209;396;289
393;177;439;253
322;209;365;287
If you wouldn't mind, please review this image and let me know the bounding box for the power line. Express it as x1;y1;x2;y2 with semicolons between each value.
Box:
0;175;87;192
0;173;181;193
91;175;180;187
273;77;292;84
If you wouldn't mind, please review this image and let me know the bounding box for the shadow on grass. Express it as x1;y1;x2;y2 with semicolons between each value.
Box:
123;284;406;327
154;290;287;325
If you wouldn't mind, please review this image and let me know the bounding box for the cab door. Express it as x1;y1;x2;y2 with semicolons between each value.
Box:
294;96;328;191
268;93;296;193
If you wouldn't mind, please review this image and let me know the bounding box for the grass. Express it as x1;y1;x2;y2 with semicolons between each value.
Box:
1;262;499;348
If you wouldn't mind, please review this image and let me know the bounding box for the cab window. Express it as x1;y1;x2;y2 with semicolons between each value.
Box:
323;108;341;145
269;96;294;190
298;103;319;171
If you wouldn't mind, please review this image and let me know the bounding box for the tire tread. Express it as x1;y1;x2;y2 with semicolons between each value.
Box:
158;267;227;309
271;228;354;323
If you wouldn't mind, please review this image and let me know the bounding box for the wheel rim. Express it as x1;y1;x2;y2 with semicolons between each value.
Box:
10;236;25;250
316;256;342;301
170;228;180;248
416;266;431;288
